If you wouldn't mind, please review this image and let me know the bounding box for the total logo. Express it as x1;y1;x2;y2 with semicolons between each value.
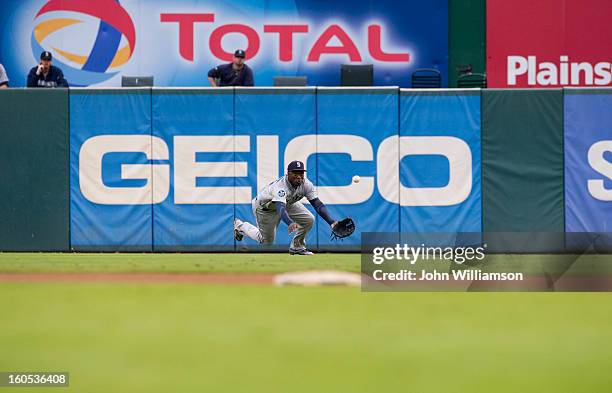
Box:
31;0;135;86
78;134;473;207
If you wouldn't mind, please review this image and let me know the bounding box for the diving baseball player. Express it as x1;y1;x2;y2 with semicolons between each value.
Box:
233;160;338;255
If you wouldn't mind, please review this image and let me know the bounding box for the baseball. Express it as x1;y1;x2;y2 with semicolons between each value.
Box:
352;175;360;184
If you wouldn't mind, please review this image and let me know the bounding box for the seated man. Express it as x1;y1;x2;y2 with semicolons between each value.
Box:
0;63;8;88
207;49;254;87
234;160;338;255
27;51;68;88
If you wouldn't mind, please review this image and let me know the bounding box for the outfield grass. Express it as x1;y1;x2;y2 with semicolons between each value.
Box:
1;253;612;392
0;252;609;274
1;283;612;393
0;253;360;273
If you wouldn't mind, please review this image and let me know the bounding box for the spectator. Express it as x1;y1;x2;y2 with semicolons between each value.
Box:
0;63;8;88
207;49;254;87
27;51;68;88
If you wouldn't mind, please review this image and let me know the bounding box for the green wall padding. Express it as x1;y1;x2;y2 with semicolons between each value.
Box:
0;89;69;251
482;89;564;233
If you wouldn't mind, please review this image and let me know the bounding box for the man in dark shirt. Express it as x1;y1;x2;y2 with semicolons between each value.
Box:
207;49;254;87
27;51;68;88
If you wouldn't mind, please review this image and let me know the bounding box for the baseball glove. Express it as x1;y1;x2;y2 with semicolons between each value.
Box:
330;217;355;241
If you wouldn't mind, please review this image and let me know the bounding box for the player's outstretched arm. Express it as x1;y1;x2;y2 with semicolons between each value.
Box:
309;198;337;227
274;202;301;233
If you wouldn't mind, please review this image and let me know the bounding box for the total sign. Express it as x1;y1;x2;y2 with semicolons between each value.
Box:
78;134;472;207
0;0;448;87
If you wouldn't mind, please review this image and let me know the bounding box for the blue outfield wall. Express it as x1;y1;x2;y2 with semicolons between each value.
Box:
317;88;400;251
564;89;612;234
399;90;481;233
70;89;153;251
152;89;235;251
68;87;484;251
234;87;318;251
64;87;612;251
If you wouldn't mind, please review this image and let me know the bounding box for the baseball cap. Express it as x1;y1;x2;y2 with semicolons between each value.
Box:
40;51;52;61
234;49;246;58
287;160;306;172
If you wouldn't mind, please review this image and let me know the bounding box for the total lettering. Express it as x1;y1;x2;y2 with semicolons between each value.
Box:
160;13;411;63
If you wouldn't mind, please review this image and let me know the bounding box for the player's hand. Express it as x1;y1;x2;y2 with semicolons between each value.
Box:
288;222;301;233
36;64;44;75
331;221;338;229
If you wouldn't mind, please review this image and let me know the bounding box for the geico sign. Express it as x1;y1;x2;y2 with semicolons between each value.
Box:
79;134;472;206
588;140;612;201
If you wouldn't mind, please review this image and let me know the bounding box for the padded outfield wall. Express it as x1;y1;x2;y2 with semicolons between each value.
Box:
0;88;610;251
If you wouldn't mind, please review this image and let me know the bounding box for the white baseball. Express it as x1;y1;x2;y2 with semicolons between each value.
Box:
352;175;360;184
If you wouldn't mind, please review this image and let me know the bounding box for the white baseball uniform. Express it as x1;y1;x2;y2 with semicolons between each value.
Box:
237;176;317;251
0;64;8;86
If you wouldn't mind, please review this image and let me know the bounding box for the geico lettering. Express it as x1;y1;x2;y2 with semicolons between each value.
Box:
78;134;473;206
507;55;612;86
587;140;612;201
79;135;170;205
173;136;251;204
378;136;472;206
284;134;375;204
159;13;410;63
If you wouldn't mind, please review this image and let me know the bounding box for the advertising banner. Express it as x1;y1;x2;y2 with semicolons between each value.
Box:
0;0;448;87
565;89;612;233
399;90;481;233
487;0;612;88
317;87;400;250
152;88;235;250
70;89;153;250
235;87;317;251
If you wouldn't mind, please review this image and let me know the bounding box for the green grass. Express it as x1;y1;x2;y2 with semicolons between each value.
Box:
0;253;360;273
1;253;612;392
1;284;611;393
1;253;609;274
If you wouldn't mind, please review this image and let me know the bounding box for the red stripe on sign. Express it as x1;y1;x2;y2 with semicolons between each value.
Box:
36;0;136;55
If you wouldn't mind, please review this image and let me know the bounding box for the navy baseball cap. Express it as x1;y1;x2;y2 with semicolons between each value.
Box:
234;49;246;58
287;160;306;172
40;51;52;61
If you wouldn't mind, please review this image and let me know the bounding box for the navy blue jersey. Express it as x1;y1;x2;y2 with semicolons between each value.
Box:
27;65;68;87
207;63;254;87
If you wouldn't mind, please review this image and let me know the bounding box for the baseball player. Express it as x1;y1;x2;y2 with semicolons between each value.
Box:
234;160;338;255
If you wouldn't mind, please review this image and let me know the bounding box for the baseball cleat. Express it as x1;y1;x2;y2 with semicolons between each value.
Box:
233;219;244;241
289;248;314;255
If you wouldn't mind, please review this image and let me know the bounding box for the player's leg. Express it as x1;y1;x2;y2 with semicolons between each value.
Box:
235;205;279;244
253;207;280;244
234;218;250;241
286;202;315;253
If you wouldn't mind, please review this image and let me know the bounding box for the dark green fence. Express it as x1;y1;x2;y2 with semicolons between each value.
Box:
482;89;565;233
0;89;70;251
